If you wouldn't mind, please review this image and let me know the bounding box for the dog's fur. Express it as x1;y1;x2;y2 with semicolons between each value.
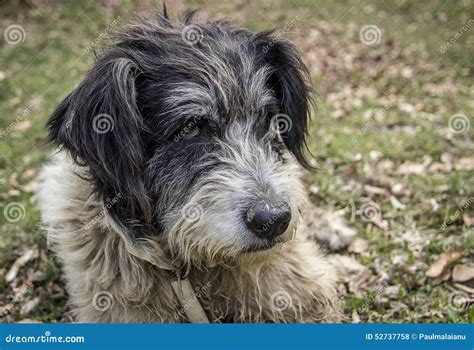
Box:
38;11;342;323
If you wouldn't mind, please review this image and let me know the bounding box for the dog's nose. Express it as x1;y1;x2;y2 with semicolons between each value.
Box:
245;201;291;240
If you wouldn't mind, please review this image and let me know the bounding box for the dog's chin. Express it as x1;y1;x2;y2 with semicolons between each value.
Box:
241;234;292;255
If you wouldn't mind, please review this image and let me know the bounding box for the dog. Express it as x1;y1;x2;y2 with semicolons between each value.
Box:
38;10;345;323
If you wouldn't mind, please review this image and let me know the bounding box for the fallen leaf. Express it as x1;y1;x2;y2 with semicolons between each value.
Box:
5;249;39;282
397;157;432;175
463;213;474;227
425;251;462;278
452;264;474;283
16;319;41;324
454;283;474;294
390;195;406;209
309;185;319;194
348;237;369;253
383;285;400;298
454;156;474;171
432;269;451;284
351;309;361;323
428;162;451;173
364;185;389;196
327;254;367;276
20;297;40;315
13;121;32;132
397;162;425;175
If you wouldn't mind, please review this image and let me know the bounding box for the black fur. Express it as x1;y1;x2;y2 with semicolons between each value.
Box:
47;11;312;234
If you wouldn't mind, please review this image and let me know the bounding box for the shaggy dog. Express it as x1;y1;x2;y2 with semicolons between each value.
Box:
38;10;346;323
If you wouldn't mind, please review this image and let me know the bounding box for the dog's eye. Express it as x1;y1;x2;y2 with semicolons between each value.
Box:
182;125;200;139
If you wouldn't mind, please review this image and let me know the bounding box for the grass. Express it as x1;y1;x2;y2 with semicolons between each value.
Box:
0;0;472;323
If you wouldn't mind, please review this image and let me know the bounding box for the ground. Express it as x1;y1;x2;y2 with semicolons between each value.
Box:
0;0;473;323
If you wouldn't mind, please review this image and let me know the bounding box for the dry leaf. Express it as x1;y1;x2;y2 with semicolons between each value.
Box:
390;195;406;209
364;185;389;196
425;251;462;278
5;249;39;282
397;157;432;175
432;269;451;284
454;156;474;171
13;121;32;132
327;254;367;276
20;297;40;315
351;309;361;323
16;318;41;324
452;264;474;283
348;237;369;253
463;213;474;227
454;283;474;294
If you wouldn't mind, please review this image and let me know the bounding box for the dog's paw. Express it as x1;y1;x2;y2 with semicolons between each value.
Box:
300;205;356;252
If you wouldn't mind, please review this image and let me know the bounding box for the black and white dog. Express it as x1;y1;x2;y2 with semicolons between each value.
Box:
39;10;348;322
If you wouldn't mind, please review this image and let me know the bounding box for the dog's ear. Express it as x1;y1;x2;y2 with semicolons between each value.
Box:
258;34;313;169
47;52;151;222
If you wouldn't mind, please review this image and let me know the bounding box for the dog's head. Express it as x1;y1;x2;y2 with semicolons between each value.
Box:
48;12;312;266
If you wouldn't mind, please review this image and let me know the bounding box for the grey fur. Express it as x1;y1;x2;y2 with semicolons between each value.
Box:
39;12;343;323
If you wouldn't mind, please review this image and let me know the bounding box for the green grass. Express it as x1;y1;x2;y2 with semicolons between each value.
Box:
1;0;472;323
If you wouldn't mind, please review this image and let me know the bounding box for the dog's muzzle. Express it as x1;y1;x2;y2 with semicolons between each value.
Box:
244;199;291;240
